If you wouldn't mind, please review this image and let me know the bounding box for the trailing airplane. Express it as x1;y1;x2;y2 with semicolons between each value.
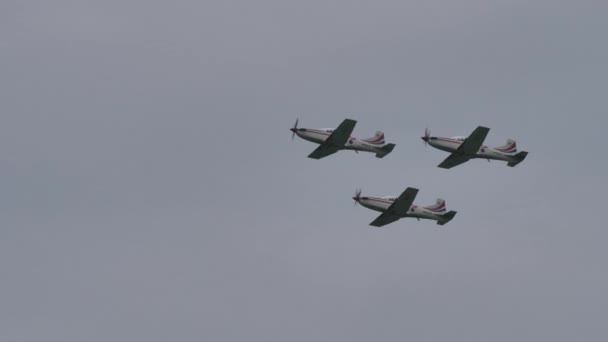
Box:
290;118;396;159
353;187;457;227
422;126;528;169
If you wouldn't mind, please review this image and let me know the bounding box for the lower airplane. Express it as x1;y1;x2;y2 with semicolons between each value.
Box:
353;187;457;227
422;126;528;169
290;118;396;159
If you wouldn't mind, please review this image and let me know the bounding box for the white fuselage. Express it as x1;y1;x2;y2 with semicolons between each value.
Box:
295;128;385;154
428;137;516;162
357;196;444;222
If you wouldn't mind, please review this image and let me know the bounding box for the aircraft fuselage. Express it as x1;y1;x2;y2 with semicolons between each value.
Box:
428;137;516;162
357;196;444;222
294;128;386;154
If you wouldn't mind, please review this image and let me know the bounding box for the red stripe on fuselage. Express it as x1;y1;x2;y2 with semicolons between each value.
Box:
435;137;462;143
436;137;499;152
363;135;385;144
305;129;332;136
364;197;417;208
426;207;445;213
365;197;394;205
496;143;516;152
426;202;445;211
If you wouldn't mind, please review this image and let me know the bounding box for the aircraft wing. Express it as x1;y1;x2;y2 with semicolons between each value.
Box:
370;212;401;227
307;145;340;159
438;153;471;169
459;126;490;155
327;119;357;147
389;187;419;215
369;187;419;227
307;119;357;159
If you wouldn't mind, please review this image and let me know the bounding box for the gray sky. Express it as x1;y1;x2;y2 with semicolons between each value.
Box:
2;1;608;341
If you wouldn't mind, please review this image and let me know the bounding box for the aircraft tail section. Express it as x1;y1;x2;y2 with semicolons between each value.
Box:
363;131;385;145
507;151;528;167
424;198;446;214
375;143;395;158
437;211;457;226
495;139;517;154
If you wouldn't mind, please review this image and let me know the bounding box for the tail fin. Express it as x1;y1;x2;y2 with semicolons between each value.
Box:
507;151;528;167
375;143;395;158
363;131;385;145
424;198;446;214
437;211;457;226
495;139;517;154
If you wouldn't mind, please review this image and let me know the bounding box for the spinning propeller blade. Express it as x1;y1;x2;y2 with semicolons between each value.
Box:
291;118;299;141
422;127;431;147
353;189;362;206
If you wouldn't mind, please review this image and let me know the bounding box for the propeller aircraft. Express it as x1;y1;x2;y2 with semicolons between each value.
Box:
422;126;528;169
290;118;396;159
353;187;457;227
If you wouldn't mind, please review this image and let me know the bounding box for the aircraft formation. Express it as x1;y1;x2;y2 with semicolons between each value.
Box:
290;118;528;227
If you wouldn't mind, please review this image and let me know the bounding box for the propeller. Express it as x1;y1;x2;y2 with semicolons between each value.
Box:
421;127;431;147
290;118;299;141
352;188;362;206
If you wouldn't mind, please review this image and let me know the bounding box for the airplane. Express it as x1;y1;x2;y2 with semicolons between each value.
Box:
290;118;396;159
421;126;529;169
352;187;457;227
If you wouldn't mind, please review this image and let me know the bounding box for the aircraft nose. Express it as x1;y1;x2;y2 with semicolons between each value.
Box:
290;127;297;133
421;136;429;142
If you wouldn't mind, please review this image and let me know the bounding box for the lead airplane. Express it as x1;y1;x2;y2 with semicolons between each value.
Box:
290;118;396;159
422;126;529;169
353;187;457;227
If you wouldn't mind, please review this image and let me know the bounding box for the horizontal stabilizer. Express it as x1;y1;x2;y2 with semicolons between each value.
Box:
375;143;396;158
437;211;457;226
507;151;528;167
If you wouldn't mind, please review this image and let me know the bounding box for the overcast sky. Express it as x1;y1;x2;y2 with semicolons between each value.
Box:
2;1;608;341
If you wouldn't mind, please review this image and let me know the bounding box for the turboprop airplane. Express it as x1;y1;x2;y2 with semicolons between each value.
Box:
290;118;396;159
352;187;457;227
421;126;528;169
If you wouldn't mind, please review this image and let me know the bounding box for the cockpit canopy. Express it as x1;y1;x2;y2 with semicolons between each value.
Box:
382;196;396;201
450;136;466;141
